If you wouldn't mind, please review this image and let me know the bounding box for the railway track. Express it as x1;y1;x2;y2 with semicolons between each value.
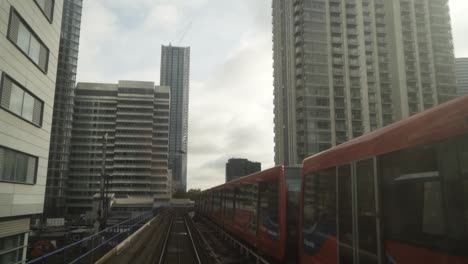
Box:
158;213;202;264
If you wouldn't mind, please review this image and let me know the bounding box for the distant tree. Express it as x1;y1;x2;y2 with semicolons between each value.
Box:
186;188;201;201
171;188;201;200
172;190;188;199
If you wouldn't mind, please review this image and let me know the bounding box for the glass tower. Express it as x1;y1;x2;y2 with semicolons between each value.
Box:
160;45;190;192
44;0;83;218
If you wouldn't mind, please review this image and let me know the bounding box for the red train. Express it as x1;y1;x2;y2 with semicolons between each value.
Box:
197;95;468;263
197;166;301;262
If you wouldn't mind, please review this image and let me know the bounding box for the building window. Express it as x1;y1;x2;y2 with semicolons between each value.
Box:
0;73;43;127
0;233;26;264
0;146;38;184
7;8;49;73
34;0;54;22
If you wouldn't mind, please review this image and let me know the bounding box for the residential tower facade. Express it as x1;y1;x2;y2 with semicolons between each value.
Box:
456;58;468;95
273;0;457;165
67;81;171;217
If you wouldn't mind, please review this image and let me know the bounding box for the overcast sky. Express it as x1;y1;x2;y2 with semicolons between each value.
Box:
76;0;468;190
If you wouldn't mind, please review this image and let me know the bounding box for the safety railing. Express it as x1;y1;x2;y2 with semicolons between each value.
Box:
27;210;156;264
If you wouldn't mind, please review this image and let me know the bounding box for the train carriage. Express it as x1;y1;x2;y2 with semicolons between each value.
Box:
299;95;468;263
197;166;301;262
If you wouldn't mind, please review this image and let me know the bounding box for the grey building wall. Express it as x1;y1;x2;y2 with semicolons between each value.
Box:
44;0;83;218
160;45;190;192
0;0;63;262
67;81;171;216
456;58;468;95
225;158;261;182
272;0;457;165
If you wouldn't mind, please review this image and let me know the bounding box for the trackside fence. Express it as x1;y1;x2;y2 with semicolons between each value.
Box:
27;210;157;264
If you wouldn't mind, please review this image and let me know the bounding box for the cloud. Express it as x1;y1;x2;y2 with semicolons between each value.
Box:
77;0;274;191
450;0;468;57
76;1;466;191
185;27;275;190
144;4;180;32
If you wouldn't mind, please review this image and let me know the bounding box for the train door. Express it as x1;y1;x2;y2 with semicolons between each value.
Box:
337;158;383;264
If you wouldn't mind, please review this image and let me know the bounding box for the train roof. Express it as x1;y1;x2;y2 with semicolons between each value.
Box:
204;166;284;192
303;95;468;174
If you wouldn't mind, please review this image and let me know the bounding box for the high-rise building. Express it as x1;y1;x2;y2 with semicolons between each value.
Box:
225;158;261;182
273;0;457;165
160;45;190;192
44;0;83;219
0;0;63;262
67;81;171;216
456;58;468;95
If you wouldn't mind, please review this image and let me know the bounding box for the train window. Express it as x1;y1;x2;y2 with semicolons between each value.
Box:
379;145;446;249
356;158;378;260
225;188;235;223
440;136;468;253
302;167;336;255
337;164;354;263
462;137;468;234
213;191;221;216
236;183;258;234
258;180;279;240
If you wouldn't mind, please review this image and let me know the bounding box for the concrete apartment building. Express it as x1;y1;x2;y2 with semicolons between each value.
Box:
67;81;171;218
456;58;468;95
225;158;261;182
44;0;83;219
273;0;457;165
0;0;63;262
160;45;190;192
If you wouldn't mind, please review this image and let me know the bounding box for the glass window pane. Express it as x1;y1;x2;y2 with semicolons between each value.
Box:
0;249;22;264
0;233;24;263
235;183;258;234
28;37;41;64
0;149;3;180
9;84;24;116
2;149;16;181
422;182;444;235
379;143;453;254
15;154;28;182
302;168;336;256
338;164;354;263
258;180;279;240
356;159;378;263
464;181;468;233
22;93;34;122
17;23;30;54
224;188;234;223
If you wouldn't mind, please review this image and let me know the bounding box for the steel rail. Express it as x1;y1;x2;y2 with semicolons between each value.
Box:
158;216;174;264
184;216;202;264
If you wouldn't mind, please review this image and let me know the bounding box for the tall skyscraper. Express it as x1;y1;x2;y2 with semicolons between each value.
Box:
44;0;83;218
0;0;63;262
456;58;468;95
273;0;457;165
225;158;261;182
160;45;190;192
67;81;171;216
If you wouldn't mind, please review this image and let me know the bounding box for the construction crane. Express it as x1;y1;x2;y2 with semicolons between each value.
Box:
177;21;192;46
